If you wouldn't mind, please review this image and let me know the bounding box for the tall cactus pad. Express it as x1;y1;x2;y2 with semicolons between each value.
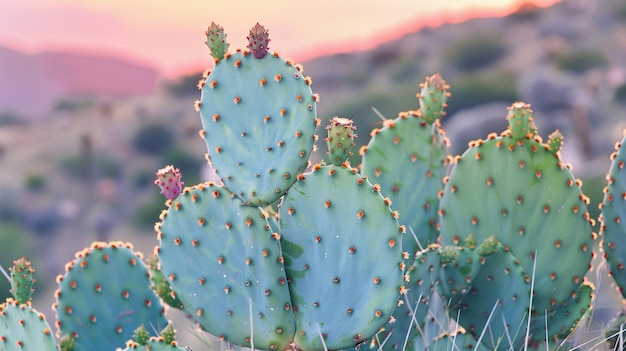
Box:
9;257;35;305
417;73;449;124
199;48;318;206
205;22;229;61
325;117;357;166
279;165;405;350
439;104;595;337
361;110;449;252
506;102;537;140
157;182;295;350
0;299;58;351
54;242;167;351
601;132;626;298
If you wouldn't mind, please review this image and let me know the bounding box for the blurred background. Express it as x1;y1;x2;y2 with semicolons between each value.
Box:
2;0;626;348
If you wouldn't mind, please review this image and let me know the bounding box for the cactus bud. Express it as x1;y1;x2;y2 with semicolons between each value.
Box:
155;165;184;200
161;324;176;345
205;22;229;61
418;73;449;124
325;117;357;166
9;257;34;304
60;334;76;351
247;23;270;59
506;102;537;140
133;325;151;345
548;129;564;155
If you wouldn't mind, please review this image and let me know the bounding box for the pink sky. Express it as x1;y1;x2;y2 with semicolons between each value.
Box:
0;0;559;78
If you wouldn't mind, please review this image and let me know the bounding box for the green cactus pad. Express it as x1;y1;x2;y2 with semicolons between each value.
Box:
601;132;626;298
9;257;35;305
506;102;537;140
325;117;357;166
361;110;449;253
199;50;318;206
279;164;405;350
451;245;531;350
439;132;594;318
146;251;184;310
54;242;168;351
157;182;295;350
0;299;58;351
205;22;229;61
417;73;449;124
529;282;593;342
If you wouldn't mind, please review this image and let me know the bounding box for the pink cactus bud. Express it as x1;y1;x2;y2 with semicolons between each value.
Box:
155;165;184;200
247;23;270;59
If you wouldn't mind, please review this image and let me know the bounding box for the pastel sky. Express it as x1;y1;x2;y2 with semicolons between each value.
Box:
0;0;559;78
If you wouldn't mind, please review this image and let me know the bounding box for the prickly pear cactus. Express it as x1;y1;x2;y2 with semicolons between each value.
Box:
0;299;58;351
54;242;168;351
279;164;405;350
438;102;595;345
9;257;34;305
156;182;295;350
119;324;189;351
601;131;626;298
205;22;229;61
146;251;184;310
325;117;357;166
197;23;318;206
361;90;450;253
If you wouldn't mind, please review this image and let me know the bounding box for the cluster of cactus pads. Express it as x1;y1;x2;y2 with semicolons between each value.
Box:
10;21;626;351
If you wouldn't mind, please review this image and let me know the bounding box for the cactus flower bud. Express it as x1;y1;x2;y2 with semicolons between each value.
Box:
247;23;270;59
155;165;184;200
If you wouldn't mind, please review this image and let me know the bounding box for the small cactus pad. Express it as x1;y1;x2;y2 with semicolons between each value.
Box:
247;23;270;59
439;106;594;336
601;132;626;298
279;165;405;350
155;165;184;201
205;22;229;61
325;117;357;166
199;49;318;206
0;299;58;351
417;73;449;124
9;257;35;305
146;251;184;310
54;242;167;351
119;324;189;351
547;129;564;155
506;102;537;140
361;110;449;253
157;182;295;350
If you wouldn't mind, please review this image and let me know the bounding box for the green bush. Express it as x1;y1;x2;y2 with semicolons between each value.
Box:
446;71;518;116
132;123;175;155
554;49;607;74
444;33;507;71
24;174;46;192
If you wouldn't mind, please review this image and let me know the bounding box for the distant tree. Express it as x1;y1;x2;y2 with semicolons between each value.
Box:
132;123;175;155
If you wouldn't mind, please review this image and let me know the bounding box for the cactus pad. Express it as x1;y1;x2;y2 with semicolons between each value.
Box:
0;299;58;351
325;117;357;166
205;22;229;61
9;257;35;305
279;164;405;350
199;49;318;206
54;242;167;351
361;110;449;253
157;182;295;350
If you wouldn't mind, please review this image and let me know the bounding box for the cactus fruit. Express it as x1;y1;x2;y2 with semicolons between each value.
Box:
9;257;35;305
417;73;449;124
54;242;167;351
206;22;229;61
279;164;405;350
247;23;270;59
155;165;184;201
361;105;449;254
601;131;626;298
0;299;59;351
156;182;295;350
438;102;595;345
198;23;318;206
325;117;357;166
